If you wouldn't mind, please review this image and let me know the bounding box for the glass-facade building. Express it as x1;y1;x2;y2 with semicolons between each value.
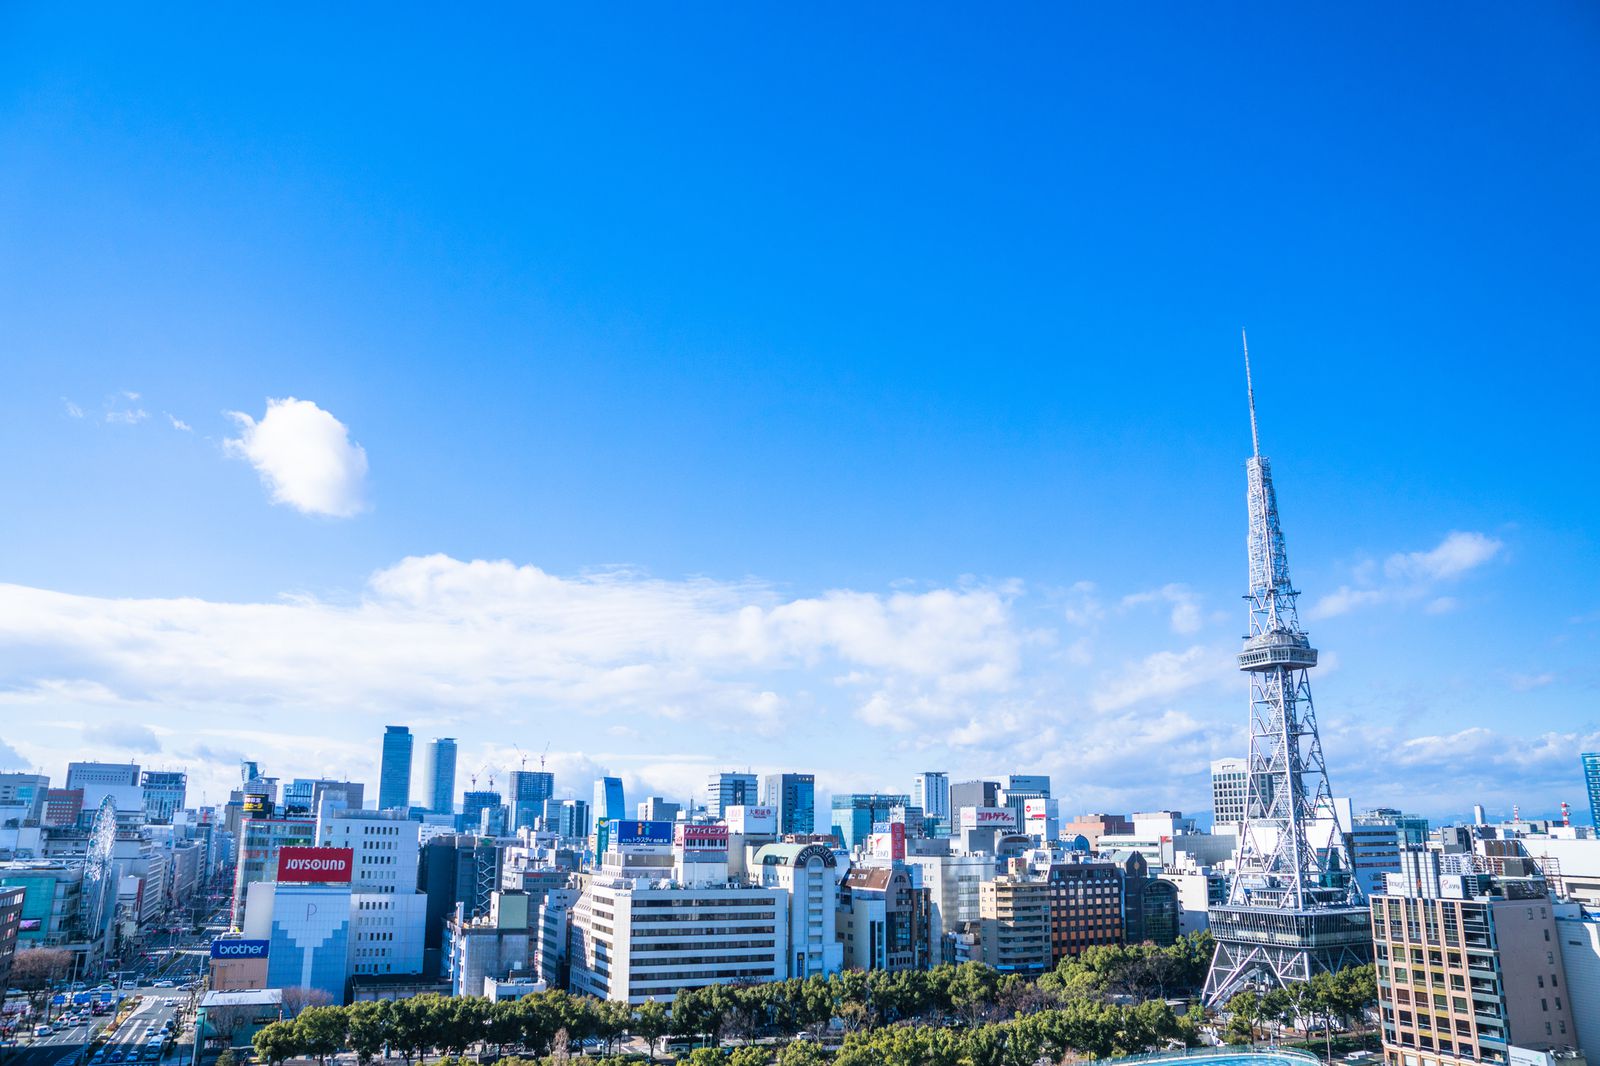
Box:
831;793;909;852
592;776;625;826
508;770;555;830
378;726;413;811
763;773;816;835
423;738;457;816
1585;752;1600;830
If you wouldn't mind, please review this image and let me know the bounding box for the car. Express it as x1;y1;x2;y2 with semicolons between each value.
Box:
152;981;174;988
34;1025;54;1037
110;1050;126;1062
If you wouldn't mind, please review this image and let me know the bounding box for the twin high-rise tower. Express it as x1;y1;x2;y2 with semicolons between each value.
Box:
1203;335;1371;1005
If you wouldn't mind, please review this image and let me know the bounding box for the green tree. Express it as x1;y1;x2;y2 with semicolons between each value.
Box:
214;1051;237;1066
776;1041;827;1066
294;1006;349;1066
345;1000;394;1066
1225;989;1262;1046
252;1021;303;1066
633;999;669;1062
728;1047;767;1066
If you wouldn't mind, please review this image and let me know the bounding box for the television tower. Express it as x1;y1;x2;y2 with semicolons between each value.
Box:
1203;333;1371;1006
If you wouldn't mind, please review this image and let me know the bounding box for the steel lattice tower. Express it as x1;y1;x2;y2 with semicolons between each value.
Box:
1202;334;1371;1006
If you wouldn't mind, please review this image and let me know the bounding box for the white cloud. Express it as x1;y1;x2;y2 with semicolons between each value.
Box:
63;399;84;419
1385;531;1503;582
1508;672;1555;692
1121;583;1204;635
86;722;162;752
106;407;148;425
1311;531;1503;619
225;398;369;517
1090;645;1230;713
167;414;192;432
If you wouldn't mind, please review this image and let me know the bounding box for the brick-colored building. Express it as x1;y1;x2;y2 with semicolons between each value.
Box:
1046;860;1123;962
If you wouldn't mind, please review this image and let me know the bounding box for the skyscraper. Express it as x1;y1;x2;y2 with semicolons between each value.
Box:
1203;338;1370;1004
592;777;625;824
763;773;815;835
1585;752;1600;830
379;726;413;810
830;793;908;852
910;772;949;827
423;738;458;816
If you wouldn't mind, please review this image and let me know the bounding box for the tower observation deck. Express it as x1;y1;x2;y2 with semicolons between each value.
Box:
1202;334;1371;1006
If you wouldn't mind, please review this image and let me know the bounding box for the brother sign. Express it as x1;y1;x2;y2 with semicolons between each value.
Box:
210;938;270;959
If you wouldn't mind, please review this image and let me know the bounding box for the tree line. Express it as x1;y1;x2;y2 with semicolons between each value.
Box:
246;934;1237;1065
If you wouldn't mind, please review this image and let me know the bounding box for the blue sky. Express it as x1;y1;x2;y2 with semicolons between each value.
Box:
1;6;1596;824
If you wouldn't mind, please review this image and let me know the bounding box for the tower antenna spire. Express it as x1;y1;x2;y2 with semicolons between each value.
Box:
1243;329;1260;457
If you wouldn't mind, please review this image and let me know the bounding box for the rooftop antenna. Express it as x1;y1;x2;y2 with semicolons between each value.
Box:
1243;329;1261;458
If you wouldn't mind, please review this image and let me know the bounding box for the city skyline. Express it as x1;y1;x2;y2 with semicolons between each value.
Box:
2;8;1597;824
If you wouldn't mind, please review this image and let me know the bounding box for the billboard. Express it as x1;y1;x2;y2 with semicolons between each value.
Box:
726;805;777;834
959;806;1018;830
1024;799;1049;820
676;824;730;850
275;846;354;883
242;796;268;814
210;938;270;959
615;820;675;847
869;822;907;861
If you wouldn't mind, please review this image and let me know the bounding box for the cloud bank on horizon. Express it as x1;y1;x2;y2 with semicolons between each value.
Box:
0;526;1577;824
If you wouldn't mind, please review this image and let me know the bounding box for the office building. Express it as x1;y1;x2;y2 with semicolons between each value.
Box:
231;815;316;926
423;738;458;816
1372;879;1578;1065
706;772;759;818
1046;860;1124;961
831;793;909;853
460;790;501;834
508;770;554;831
42;788;83;828
902;849;994;942
763;773;816;836
1584;753;1600;831
978;869;1052;975
636;797;681;823
592;777;626;825
0;774;49;824
1210;758;1248;830
0;885;24;987
1553;904;1600;1057
754;842;845;979
317;809;420;895
569;873;787;1003
243;880;352;1003
65;762;142;822
140;771;187;824
446;890;538;997
1347;820;1405;901
911;772;950;829
949;780;999;815
1360;808;1432;847
837;864;932;973
378;726;414;811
